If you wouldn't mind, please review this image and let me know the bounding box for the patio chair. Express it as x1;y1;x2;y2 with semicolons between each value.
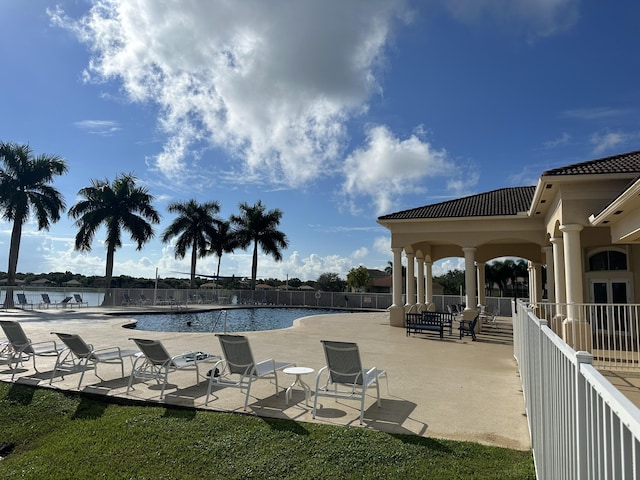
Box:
459;314;480;341
122;293;134;306
139;294;149;305
50;332;140;388
40;293;53;308
16;293;34;310
58;296;73;308
481;308;498;327
205;334;294;410
0;320;66;380
127;338;216;400
313;340;388;425
73;294;88;307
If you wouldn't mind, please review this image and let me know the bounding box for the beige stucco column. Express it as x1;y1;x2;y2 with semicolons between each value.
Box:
462;247;477;318
560;224;584;306
406;252;415;306
527;261;535;306
425;261;433;304
389;247;404;327
559;224;590;351
530;262;542;304
550;236;566;304
476;261;486;308
544;246;554;303
550;236;566;335
416;256;425;305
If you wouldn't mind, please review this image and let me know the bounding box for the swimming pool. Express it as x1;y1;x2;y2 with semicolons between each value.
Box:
124;307;356;333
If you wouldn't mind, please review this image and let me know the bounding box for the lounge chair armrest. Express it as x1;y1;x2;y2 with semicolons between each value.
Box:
365;366;379;376
92;345;123;355
315;365;329;390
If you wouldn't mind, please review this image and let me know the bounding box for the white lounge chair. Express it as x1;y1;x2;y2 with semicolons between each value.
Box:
0;320;66;380
50;332;139;388
127;338;216;400
205;334;294;410
313;340;388;425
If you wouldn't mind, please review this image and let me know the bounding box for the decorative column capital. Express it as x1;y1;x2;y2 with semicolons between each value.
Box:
560;224;583;233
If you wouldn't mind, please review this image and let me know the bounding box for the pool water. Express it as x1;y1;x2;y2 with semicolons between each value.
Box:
125;307;355;333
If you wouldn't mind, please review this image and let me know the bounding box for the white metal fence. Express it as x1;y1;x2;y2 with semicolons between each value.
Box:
514;301;640;479
530;302;640;370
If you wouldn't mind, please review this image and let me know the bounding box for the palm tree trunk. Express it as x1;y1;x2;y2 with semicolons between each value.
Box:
190;244;197;288
3;218;23;309
251;240;258;290
102;246;115;306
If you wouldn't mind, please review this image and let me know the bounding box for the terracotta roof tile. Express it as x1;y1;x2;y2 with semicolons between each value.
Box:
378;186;535;220
542;149;640;176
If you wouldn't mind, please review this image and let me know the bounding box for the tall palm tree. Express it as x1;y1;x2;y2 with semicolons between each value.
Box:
161;199;222;288
68;173;160;300
208;220;240;285
0;142;68;308
231;200;288;290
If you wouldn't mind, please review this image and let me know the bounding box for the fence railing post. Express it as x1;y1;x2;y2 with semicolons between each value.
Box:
575;350;593;480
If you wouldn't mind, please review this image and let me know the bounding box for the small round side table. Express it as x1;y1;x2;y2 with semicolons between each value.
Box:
283;366;314;406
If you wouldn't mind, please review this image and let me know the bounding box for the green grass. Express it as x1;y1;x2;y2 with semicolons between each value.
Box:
0;383;534;479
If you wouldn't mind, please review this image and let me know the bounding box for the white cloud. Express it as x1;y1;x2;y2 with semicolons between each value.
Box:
50;1;411;189
563;107;628;120
351;247;369;259
590;130;640;156
341;125;456;215
544;132;572;149
373;236;391;256
74;120;121;136
432;257;465;276
444;0;580;40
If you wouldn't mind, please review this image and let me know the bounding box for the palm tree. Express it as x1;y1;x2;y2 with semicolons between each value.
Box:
208;220;240;285
68;173;160;301
0;142;68;308
161;199;222;288
231;200;288;290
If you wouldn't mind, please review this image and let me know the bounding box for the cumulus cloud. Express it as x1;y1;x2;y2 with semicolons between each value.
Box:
351;247;369;259
50;1;411;189
341;125;455;215
444;0;580;40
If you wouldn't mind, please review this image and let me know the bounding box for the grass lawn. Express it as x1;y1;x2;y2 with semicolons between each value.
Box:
0;383;535;479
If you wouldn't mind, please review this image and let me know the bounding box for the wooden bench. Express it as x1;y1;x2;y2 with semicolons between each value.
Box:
406;312;455;339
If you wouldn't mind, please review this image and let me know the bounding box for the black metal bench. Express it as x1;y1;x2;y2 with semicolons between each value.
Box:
406;311;454;339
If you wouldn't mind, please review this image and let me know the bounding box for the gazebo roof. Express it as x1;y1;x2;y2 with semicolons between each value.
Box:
541;149;640;177
378;186;535;221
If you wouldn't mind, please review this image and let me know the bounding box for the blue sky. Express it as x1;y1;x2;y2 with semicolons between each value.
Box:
0;0;638;282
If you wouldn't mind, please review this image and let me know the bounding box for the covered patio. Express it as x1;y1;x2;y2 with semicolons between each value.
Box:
378;149;640;356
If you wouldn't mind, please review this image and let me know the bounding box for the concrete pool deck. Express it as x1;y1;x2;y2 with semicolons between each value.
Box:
0;306;531;451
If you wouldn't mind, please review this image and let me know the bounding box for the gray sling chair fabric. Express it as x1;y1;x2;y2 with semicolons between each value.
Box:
16;293;34;310
49;332;139;388
73;294;88;307
313;340;388;425
206;334;294;410
0;320;66;380
127;338;216;400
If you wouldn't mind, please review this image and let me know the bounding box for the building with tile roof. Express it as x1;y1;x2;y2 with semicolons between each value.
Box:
378;148;640;349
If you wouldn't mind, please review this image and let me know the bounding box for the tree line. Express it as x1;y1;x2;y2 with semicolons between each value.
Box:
0;142;288;307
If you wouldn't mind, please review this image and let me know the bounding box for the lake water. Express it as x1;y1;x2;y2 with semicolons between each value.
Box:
125;307;354;333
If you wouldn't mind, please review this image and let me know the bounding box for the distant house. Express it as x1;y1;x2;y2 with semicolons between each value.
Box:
30;278;51;286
